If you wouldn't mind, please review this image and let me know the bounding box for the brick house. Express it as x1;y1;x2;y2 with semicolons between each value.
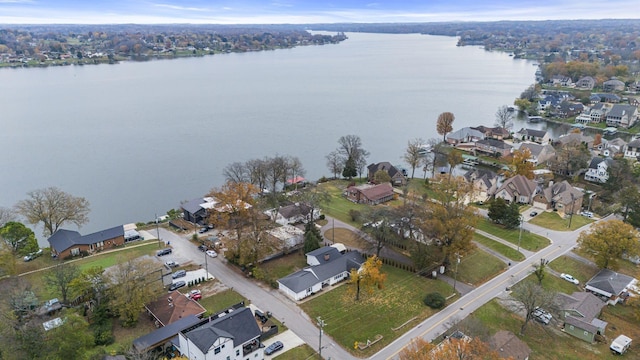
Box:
47;226;125;259
532;180;583;217
367;162;407;186
494;175;538;204
345;183;394;205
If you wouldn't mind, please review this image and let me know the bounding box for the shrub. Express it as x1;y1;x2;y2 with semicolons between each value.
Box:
319;214;325;220
349;209;361;222
424;292;446;309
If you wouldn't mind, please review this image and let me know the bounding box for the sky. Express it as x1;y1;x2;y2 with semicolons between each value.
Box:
0;0;639;24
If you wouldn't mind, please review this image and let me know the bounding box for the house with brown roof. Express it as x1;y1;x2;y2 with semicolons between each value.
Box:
494;175;538;204
490;330;531;360
367;162;406;186
472;125;511;140
145;290;206;327
557;291;607;343
556;132;594;149
532;180;583;217
463;168;498;202
345;183;394;205
518;142;556;166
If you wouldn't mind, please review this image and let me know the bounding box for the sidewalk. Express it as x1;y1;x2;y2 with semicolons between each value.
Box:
474;229;534;258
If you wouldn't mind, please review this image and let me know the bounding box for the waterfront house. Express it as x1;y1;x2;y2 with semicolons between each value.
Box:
556;132;594;149
445;127;484;145
584;157;613;183
556;101;584;118
624;138;640;160
345;183;394;205
585;269;636;305
557;292;607;343
494;175;538;204
518;142;556;166
575;103;611;124
367;162;406;186
177;306;263;360
605;104;638;128
575;76;595;90
472;125;511;140
475;139;513;158
602;138;627;157
267;202;318;226
47;226;125;259
278;245;364;301
515;128;550;144
181;197;218;225
532;180;583;217
549;75;573;87
537;94;561;111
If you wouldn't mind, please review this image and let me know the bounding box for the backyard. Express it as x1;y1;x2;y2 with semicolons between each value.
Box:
300;265;455;357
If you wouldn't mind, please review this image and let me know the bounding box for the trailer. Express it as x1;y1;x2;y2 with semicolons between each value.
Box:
610;335;632;355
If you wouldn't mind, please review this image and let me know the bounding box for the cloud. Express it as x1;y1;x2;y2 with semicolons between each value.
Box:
152;3;210;12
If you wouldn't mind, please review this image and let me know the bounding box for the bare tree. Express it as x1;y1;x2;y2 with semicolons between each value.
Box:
0;206;16;228
286;155;306;190
223;162;248;183
15;187;90;237
404;138;425;179
336;135;369;178
245;158;268;192
511;281;556;335
495;105;514;130
436;112;455;143
325;151;343;179
266;155;289;196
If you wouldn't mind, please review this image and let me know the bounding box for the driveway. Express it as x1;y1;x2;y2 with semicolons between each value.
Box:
262;330;305;359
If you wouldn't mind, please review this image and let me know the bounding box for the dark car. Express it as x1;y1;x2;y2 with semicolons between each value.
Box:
264;341;283;355
530;211;538;217
172;270;186;279
157;248;172;256
198;244;207;252
168;281;186;291
198;227;209;234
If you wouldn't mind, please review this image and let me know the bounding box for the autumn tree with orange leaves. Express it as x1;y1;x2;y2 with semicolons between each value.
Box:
504;148;535;179
399;336;510;360
436;112;455;143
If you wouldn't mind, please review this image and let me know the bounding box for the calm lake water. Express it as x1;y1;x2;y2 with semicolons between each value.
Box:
1;32;538;244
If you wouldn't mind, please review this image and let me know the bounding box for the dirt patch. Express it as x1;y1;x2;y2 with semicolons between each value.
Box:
188;279;230;298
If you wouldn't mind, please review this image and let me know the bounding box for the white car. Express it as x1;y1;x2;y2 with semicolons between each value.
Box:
561;273;579;285
206;250;218;258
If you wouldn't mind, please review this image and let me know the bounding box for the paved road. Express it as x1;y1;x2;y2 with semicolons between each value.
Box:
157;210;611;360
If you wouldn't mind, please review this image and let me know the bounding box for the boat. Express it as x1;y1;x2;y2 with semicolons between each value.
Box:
571;123;586;129
603;127;618;135
527;116;543;123
418;144;432;156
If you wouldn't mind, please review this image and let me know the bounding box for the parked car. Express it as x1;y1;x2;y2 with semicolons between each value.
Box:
168;281;186;291
206;250;218;258
529;211;538;217
561;273;579;285
198;227;209;234
157;248;172;256
264;341;284;355
532;307;552;325
172;270;186;279
165;260;179;268
198;244;207;252
188;289;201;297
23;249;43;262
188;290;202;301
581;211;593;218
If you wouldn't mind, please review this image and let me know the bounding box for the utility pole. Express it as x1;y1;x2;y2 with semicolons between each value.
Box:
155;213;161;248
517;215;523;252
453;252;461;293
568;193;575;229
317;316;326;359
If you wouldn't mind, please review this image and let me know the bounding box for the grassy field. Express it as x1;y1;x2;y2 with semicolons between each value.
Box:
454;248;507;286
474;233;526;261
547;255;599;285
300;265;454;357
318;180;369;226
198;288;248;315
475;219;550;251
273;344;316;360
258;252;309;282
472;298;640;359
529;212;594;231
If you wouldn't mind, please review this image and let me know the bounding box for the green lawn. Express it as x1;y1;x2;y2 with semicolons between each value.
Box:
318;180;370;226
473;233;526;261
300;265;454;357
453;248;507;286
198;288;248;315
475;219;550;251
257;252;309;283
273;344;316;360
522;272;580;295
529;211;594;231
547;255;599;285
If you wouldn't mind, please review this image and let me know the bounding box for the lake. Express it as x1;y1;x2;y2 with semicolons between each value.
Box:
0;32;537;244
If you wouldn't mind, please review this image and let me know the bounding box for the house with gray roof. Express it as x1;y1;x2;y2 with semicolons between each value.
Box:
624;138;640;160
606;104;638;128
367;162;406;186
584;157;613;183
445;127;484;145
557;292;607;343
490;330;531;360
515;128;550;144
463;168;498;202
47;226;124;259
494;175;538;204
475;139;513;158
556;132;594;149
603;78;625;92
576;76;595;90
518;142;556;166
181;197;218;225
532;180;583;217
585;269;636;305
278;245;364;301
602;137;627;157
266;202;318;226
177;306;263;360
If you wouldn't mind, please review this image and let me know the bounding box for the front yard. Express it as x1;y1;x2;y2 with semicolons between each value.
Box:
453;248;508;286
300;265;455;357
474;233;526;261
475;219;550;251
529;211;594;231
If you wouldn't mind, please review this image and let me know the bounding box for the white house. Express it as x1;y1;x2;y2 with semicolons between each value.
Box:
584;157;613;183
624;139;640;160
278;245;364;301
177;306;263;360
266;202;319;226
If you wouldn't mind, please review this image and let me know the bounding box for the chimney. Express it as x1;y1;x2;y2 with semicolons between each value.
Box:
548;180;554;188
324;253;330;261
